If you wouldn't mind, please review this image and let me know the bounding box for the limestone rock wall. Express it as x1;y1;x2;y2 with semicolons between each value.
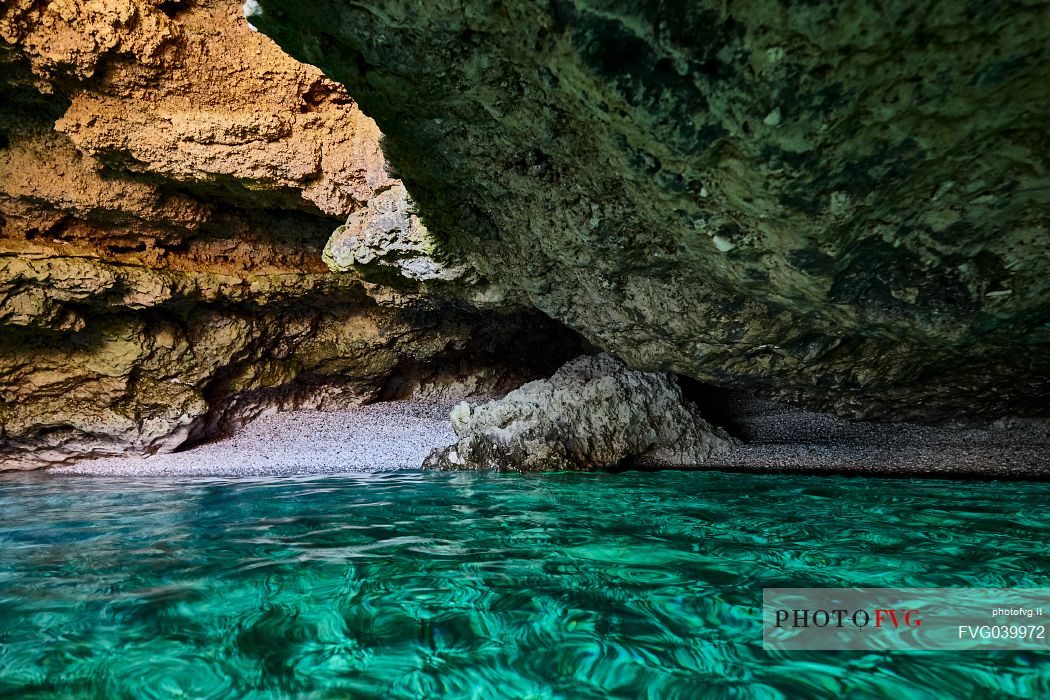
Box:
0;0;580;469
2;0;391;217
252;0;1050;421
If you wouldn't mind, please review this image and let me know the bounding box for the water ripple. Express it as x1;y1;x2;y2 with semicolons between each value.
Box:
0;470;1049;698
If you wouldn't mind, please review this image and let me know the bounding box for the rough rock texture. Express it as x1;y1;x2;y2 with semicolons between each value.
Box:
2;0;390;217
0;0;584;469
322;181;472;304
253;0;1050;421
424;353;736;471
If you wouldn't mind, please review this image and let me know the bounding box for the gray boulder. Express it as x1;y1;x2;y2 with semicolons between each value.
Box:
423;354;736;471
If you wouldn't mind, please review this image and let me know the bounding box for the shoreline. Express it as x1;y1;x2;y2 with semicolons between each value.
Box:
49;400;456;478
39;396;1050;479
698;398;1050;479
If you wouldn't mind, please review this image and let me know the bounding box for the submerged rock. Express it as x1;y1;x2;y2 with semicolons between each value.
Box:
424;354;736;471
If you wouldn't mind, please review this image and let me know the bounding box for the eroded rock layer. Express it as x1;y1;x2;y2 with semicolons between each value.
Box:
0;0;582;468
253;0;1050;421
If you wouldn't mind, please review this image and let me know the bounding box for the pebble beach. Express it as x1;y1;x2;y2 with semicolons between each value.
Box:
50;396;1050;479
52;401;456;477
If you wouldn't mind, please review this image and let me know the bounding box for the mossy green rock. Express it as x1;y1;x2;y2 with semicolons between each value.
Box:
253;0;1050;420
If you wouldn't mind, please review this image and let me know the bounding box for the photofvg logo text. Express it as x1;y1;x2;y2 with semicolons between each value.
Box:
773;606;922;630
763;588;1050;651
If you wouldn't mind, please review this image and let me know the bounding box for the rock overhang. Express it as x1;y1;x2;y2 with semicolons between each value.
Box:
249;0;1050;421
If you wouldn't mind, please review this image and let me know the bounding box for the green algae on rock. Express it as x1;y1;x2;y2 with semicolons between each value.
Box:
251;0;1050;422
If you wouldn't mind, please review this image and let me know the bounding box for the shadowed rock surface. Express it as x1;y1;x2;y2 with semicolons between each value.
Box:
424;353;736;471
252;0;1050;422
322;181;473;303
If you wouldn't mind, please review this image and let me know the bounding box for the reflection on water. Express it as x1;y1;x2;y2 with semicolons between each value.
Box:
1;470;1049;698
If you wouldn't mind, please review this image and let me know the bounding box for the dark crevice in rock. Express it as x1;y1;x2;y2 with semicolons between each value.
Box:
675;375;754;441
182;309;593;452
375;313;595;404
156;0;184;19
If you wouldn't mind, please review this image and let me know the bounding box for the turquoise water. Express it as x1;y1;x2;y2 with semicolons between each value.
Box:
1;470;1049;699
